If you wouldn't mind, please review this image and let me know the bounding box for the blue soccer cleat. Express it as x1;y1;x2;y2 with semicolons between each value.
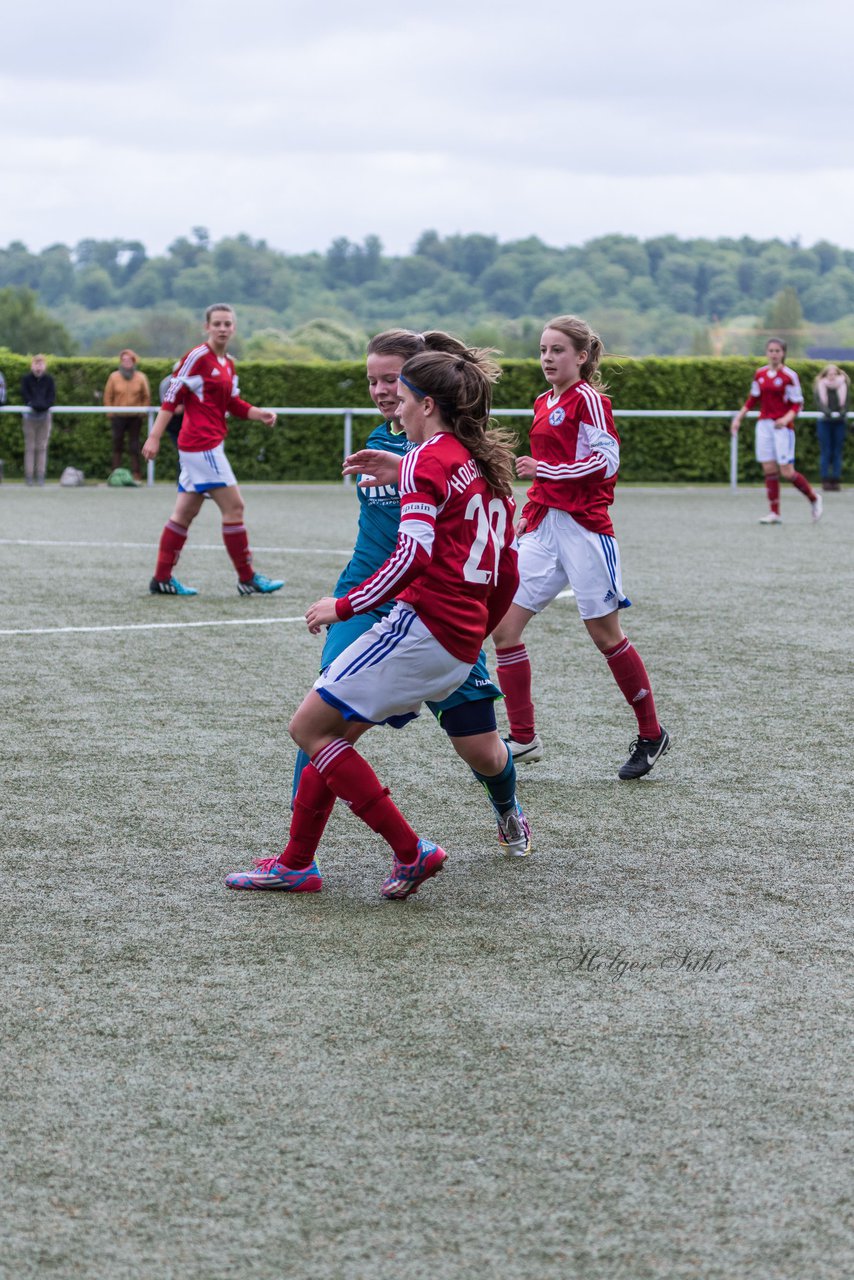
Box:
381;838;448;900
237;572;285;595
225;855;322;891
149;576;198;596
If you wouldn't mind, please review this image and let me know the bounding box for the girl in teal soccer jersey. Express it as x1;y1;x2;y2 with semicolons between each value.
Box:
289;328;532;859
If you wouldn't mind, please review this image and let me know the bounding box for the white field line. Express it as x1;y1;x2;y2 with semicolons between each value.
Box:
0;539;350;554
0;615;309;637
1;547;574;633
1;593;576;638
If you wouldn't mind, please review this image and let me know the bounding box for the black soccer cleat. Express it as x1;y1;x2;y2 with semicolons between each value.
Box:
618;726;671;780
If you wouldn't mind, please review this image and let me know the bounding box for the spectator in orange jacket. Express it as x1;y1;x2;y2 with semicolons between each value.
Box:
104;350;150;480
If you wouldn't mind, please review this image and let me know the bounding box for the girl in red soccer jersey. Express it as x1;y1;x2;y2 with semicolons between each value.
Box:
290;327;532;858
491;314;670;780
141;303;284;596
730;338;822;524
225;347;520;899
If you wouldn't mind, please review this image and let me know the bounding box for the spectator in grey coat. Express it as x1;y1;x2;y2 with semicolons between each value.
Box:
21;355;56;486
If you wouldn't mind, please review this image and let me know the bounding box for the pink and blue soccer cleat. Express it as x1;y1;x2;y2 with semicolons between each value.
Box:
381;838;447;900
225;856;322;892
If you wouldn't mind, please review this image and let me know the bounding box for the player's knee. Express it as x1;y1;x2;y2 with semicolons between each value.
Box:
586;616;624;652
288;708;307;749
462;739;508;775
492;620;517;647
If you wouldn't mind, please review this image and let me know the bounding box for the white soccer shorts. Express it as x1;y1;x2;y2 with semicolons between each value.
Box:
314;603;471;728
178;444;238;492
755;418;796;466
513;508;630;620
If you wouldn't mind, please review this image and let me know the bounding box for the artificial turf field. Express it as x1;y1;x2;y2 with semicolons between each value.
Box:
1;481;851;1280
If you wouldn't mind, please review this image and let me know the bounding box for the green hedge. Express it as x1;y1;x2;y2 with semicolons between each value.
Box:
0;353;849;482
500;356;848;483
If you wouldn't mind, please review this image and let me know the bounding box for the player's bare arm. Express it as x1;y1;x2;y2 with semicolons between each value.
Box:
141;407;174;460
343;449;402;486
248;407;277;427
305;596;339;634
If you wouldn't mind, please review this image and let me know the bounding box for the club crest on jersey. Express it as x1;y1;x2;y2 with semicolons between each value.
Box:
549;407;566;426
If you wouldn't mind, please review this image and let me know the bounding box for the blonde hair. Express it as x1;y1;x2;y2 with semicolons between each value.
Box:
543;315;607;390
399;347;516;497
814;364;850;393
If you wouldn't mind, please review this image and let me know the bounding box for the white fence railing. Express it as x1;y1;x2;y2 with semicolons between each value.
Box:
0;404;824;491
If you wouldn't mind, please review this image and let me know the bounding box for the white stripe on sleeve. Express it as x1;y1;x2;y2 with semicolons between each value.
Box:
785;368;804;405
165;345;208;403
348;535;420;613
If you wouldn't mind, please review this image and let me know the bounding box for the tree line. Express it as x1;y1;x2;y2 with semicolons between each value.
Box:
0;227;850;359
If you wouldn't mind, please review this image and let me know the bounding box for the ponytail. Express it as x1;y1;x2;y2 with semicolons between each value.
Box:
399;347;517;496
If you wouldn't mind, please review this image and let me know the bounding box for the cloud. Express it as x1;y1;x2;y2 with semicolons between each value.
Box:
2;0;854;254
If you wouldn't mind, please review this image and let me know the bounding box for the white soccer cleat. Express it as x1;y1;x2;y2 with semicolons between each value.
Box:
811;494;823;523
502;733;544;763
758;512;782;524
496;802;533;858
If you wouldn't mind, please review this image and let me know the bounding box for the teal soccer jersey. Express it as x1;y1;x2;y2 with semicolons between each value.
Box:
332;422;410;601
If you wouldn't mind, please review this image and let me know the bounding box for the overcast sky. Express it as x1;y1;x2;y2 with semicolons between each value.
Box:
3;0;853;258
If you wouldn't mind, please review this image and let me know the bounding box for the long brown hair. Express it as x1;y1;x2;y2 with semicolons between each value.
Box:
367;329;469;360
399;347;516;496
544;314;607;390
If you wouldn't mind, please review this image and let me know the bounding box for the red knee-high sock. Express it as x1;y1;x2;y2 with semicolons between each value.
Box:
312;739;419;863
764;475;780;514
790;471;816;503
154;520;188;581
603;638;661;739
495;645;536;742
279;764;336;870
222;522;254;583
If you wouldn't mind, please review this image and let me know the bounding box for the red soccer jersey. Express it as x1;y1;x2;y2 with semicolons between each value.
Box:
522;381;620;536
743;364;803;422
162;343;254;451
336;432;518;663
